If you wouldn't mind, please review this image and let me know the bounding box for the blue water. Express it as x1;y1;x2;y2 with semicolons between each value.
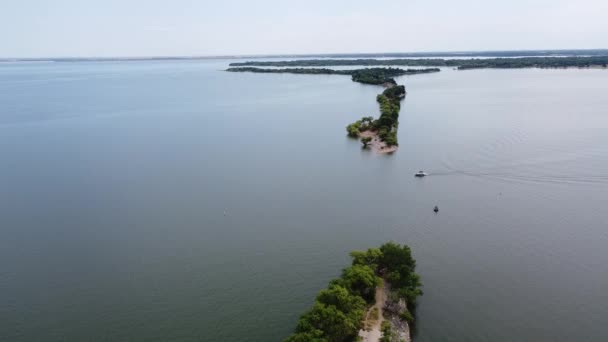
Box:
1;60;607;341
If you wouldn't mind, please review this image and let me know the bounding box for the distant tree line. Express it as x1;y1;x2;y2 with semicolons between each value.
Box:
350;68;439;85
224;50;608;62
226;67;439;85
283;242;422;342
226;67;348;75
229;56;608;70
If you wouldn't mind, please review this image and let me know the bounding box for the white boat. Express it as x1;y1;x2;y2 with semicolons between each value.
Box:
415;171;428;177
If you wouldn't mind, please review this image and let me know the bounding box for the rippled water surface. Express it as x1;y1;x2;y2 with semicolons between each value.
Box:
0;61;607;341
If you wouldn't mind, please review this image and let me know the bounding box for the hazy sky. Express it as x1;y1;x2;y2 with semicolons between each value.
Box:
2;0;607;57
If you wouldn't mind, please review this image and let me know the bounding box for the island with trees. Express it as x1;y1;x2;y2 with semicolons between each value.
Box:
229;56;608;70
226;67;439;84
283;242;422;342
227;67;437;153
346;84;405;152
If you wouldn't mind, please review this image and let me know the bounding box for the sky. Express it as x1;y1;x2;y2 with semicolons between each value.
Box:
1;0;607;58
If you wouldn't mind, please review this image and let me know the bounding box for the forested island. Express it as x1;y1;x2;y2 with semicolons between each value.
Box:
226;67;440;85
284;242;422;342
229;56;608;70
347;85;405;150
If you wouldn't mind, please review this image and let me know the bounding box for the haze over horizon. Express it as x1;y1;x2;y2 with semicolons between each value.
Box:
2;0;608;58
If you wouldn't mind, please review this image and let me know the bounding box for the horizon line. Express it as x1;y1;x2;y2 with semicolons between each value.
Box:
1;48;608;61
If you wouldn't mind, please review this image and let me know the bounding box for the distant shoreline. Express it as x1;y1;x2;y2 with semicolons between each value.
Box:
229;56;608;70
2;48;608;63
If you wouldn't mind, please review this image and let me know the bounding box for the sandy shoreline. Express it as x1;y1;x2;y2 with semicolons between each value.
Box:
358;281;412;342
359;282;387;342
359;130;398;154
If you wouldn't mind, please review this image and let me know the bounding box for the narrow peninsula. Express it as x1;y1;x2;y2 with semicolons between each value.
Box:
347;84;405;153
226;67;439;84
227;67;440;153
283;242;423;342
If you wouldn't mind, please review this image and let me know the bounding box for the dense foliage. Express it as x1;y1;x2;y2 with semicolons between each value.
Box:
283;242;422;342
361;136;372;148
350;68;438;85
345;116;373;138
382;85;406;99
374;86;403;146
229;56;608;70
346;85;404;146
226;67;349;75
452;57;608;70
350;68;400;85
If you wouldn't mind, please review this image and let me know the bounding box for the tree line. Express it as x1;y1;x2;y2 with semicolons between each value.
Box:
226;67;439;84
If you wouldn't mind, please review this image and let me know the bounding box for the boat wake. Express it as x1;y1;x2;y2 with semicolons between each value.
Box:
434;129;608;186
431;164;608;186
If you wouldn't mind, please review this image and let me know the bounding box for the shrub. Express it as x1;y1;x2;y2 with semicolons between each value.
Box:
346;122;361;137
361;137;372;148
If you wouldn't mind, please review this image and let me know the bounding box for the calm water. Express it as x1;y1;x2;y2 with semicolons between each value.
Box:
1;60;607;342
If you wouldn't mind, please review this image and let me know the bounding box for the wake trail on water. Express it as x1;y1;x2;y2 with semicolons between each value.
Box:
431;129;608;185
426;164;608;186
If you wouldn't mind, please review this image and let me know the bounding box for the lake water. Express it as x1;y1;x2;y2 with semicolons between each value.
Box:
1;60;607;342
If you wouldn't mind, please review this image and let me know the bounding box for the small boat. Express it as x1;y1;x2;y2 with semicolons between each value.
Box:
415;171;428;177
433;206;439;213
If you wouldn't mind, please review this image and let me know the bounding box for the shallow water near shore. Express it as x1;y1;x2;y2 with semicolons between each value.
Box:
0;60;607;341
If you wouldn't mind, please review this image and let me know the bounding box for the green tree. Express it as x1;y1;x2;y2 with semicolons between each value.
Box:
383;132;398;147
316;284;366;314
379;242;415;274
350;248;382;269
296;302;361;342
338;265;379;302
346;122;361;137
361;116;374;124
361;137;372;148
284;331;328;342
